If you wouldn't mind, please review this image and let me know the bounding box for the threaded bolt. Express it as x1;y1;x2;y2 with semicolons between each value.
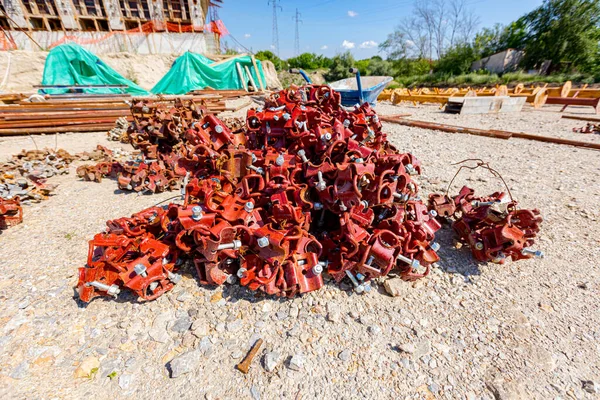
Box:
217;240;242;251
215;125;224;133
312;264;324;275
247;165;264;175
86;281;120;297
316;171;326;191
429;210;438;217
297;149;308;163
430;242;441;252
237;268;247;278
191;206;203;221
275;154;285;166
343;119;350;128
167;271;182;284
475;242;484;251
397;254;420;269
134;263;148;277
521;248;544;258
321;132;332;142
471;200;496;207
244;202;254;213
283;113;291;121
257;236;270;248
405;164;417;175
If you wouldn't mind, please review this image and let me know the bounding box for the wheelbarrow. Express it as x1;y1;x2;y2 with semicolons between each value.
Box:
289;67;392;106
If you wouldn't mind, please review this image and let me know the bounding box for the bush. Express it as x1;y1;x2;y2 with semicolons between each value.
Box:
255;50;287;71
435;44;479;75
367;58;394;76
323;52;355;82
287;53;333;71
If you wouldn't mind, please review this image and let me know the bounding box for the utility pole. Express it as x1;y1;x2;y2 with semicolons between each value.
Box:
268;0;282;56
293;8;302;56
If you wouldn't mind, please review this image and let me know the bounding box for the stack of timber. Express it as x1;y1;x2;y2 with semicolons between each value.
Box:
0;90;255;136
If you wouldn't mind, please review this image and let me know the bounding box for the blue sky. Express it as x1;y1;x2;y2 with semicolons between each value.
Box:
217;0;544;60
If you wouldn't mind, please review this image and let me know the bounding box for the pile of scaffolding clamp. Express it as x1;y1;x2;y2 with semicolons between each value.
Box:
77;85;444;302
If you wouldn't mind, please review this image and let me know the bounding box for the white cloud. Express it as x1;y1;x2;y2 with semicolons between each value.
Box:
320;45;328;50
405;39;415;48
347;10;358;17
359;40;378;49
244;33;251;38
342;40;355;49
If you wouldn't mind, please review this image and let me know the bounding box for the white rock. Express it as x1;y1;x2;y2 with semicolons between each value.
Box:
288;354;305;371
263;351;281;372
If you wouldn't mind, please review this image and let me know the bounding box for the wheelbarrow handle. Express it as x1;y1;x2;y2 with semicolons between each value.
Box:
288;68;312;84
348;68;364;104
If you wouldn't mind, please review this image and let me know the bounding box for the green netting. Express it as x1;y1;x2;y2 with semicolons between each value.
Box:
151;52;266;94
40;43;148;95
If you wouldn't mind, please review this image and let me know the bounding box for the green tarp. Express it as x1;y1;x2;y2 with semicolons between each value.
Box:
40;43;148;95
151;52;266;94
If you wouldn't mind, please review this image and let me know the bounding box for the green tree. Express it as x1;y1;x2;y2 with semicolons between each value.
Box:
435;43;479;75
519;0;600;71
367;58;394;76
255;50;287;71
323;52;355;82
474;21;528;57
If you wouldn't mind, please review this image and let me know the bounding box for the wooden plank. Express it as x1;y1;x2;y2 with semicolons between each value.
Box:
251;56;265;91
447;96;525;115
235;63;249;92
244;65;258;92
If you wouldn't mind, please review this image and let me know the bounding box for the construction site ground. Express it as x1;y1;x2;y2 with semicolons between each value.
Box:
0;100;599;400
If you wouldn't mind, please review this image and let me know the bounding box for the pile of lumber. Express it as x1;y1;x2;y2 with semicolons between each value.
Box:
0;90;255;136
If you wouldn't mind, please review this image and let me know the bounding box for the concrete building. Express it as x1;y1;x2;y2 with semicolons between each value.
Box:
0;0;221;53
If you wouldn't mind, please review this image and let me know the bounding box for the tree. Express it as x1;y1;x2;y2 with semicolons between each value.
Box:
323;52;355;82
473;21;527;58
519;0;600;71
255;50;287;71
287;53;333;70
435;43;479;74
367;58;394;76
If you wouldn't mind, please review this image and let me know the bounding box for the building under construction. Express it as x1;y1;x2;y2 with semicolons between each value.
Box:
0;0;226;53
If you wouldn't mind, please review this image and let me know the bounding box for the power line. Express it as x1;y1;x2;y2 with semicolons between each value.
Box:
268;0;282;56
293;8;303;56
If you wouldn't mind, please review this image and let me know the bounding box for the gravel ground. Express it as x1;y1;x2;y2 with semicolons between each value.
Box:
0;101;599;400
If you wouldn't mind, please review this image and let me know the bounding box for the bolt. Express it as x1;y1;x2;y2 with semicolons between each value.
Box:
321;132;332;142
149;281;159;291
356;273;365;281
471;200;496;207
294;120;304;129
191;206;203;221
430;242;441;252
316;171;327;191
275;154;285;166
86;281;120;297
237;268;247;278
429;210;438;217
244;202;254;213
133;263;148;277
273;115;279;121
372;115;379;123
474;242;484;250
339;203;347;212
217;240;242;251
365;256;375;266
492;252;506;263
297;149;308;163
345;270;359;287
312;264;324;275
257;236;269;248
314;202;323;211
361;200;369;208
167;271;182;284
247;165;264;175
251;153;258;163
343;119;350;128
521;248;544;258
405;164;418;175
392;192;409;202
214;125;224;133
397;254;420;269
226;275;237;284
283;112;291;121
363;283;372;293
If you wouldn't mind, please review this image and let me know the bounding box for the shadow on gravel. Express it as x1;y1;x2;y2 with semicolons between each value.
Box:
432;224;482;278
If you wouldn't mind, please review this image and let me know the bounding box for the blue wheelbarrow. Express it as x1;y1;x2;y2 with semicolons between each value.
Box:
289;67;392;106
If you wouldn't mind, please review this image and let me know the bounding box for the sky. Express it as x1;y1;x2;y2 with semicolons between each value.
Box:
217;0;544;60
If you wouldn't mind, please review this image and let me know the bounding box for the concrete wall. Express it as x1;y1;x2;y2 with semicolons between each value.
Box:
8;31;217;54
471;49;524;74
